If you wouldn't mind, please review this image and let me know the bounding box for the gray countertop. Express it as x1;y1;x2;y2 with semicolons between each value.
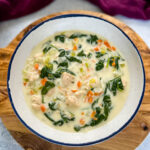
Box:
0;0;150;149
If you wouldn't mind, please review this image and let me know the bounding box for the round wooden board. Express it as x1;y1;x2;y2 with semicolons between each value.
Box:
0;10;150;150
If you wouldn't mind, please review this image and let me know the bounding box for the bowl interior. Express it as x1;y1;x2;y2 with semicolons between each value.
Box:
8;14;145;146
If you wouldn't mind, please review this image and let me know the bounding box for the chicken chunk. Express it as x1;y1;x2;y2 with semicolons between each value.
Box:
31;95;42;110
66;96;79;107
61;72;75;87
46;88;55;97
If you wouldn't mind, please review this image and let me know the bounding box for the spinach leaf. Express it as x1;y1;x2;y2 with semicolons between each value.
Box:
59;50;66;57
87;34;98;44
74;124;89;132
69;33;87;39
107;77;124;96
95;52;104;58
44;113;64;126
48;102;57;111
55;35;65;43
41;81;55;95
43;46;51;54
87;53;92;58
40;65;53;78
77;50;86;57
60;111;75;123
103;95;111;120
95;60;104;71
66;56;82;63
91;98;99;109
58;60;68;68
109;56;120;70
53;68;75;78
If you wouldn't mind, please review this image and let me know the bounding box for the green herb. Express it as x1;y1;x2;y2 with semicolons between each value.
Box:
53;60;58;64
42;95;44;103
44;113;64;126
48;102;57;111
74;124;89;132
43;42;58;53
109;56;120;70
107;76;124;96
43;46;51;54
41;81;55;95
58;50;66;57
53;68;75;78
66;56;82;63
87;53;92;58
58;60;68;68
77;50;86;57
60;111;75;123
40;65;53;78
91;98;99;109
55;35;65;43
87;34;98;44
95;60;104;71
95;52;104;58
103;95;111;120
69;33;87;39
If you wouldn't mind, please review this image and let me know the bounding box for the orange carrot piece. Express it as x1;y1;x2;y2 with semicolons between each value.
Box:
98;39;102;43
112;46;116;51
104;41;111;49
81;112;84;115
94;92;103;96
34;63;39;70
73;45;77;51
41;78;47;86
87;90;94;97
91;111;96;118
94;47;99;51
72;90;77;93
80;119;85;125
24;82;27;86
77;81;82;88
30;90;34;95
40;104;46;112
88;96;93;103
112;62;116;66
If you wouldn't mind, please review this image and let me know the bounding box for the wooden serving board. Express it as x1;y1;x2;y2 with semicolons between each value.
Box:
0;10;150;150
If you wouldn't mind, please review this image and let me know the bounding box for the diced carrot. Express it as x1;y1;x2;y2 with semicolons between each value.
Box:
77;81;82;88
24;82;27;86
98;39;102;43
88;96;93;103
80;119;85;125
72;90;77;93
87;90;94;97
112;62;116;66
91;111;96;118
34;63;39;70
81;112;84;115
40;104;46;112
94;92;103;96
73;45;77;51
93;117;98;120
30;90;34;95
112;46;116;51
104;41;111;49
94;47;99;51
41;78;47;86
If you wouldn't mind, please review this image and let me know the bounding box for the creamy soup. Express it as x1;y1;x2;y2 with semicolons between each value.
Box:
22;31;129;132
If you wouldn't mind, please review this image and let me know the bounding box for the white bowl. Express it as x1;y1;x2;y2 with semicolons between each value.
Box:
7;14;145;146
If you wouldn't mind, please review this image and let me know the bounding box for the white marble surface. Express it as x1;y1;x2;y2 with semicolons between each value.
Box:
0;0;150;149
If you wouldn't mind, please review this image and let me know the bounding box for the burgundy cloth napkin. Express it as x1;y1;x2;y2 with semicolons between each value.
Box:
89;0;150;20
0;0;53;21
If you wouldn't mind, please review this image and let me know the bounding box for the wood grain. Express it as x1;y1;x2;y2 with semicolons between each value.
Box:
0;10;150;150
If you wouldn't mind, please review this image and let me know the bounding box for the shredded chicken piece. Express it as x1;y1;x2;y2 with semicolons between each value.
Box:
61;72;75;87
46;88;55;97
31;95;41;110
66;96;79;107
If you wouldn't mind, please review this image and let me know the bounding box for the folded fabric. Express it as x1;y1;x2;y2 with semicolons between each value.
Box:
89;0;150;20
0;0;53;21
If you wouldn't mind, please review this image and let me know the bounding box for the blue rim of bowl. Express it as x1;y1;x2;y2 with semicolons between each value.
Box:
7;14;145;146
